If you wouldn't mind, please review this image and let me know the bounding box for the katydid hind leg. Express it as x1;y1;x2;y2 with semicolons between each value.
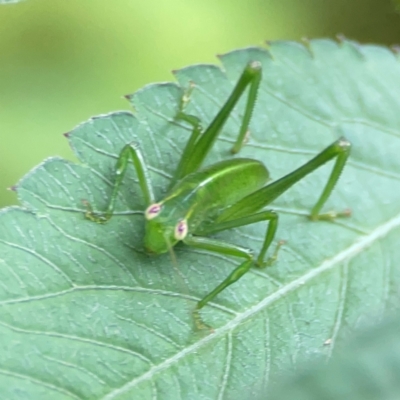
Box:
217;137;352;222
177;61;262;178
170;111;203;186
309;138;352;220
84;143;154;223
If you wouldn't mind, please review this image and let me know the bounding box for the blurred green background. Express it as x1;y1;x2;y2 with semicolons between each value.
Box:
1;0;400;208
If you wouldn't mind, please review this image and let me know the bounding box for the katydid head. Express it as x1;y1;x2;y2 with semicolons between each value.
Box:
144;203;188;254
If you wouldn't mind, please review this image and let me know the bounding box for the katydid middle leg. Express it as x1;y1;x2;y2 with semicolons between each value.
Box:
184;210;280;311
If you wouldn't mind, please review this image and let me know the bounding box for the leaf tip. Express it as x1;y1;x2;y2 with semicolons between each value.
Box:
300;37;316;58
336;33;347;42
391;44;400;54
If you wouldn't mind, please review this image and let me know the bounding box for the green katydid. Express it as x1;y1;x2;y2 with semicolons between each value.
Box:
85;61;351;320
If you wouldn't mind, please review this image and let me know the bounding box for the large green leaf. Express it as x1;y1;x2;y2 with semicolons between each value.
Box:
1;39;400;399
267;314;400;400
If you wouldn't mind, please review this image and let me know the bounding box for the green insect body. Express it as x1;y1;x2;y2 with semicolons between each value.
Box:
85;61;351;322
143;158;269;254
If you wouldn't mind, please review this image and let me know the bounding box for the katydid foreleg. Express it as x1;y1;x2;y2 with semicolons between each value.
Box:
85;143;154;222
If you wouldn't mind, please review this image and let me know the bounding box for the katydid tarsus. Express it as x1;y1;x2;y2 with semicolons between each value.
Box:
85;61;351;323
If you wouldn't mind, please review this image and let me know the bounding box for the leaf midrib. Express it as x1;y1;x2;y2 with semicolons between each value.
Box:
102;210;400;399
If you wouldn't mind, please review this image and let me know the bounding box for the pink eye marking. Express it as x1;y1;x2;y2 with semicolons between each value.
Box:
145;203;162;220
174;219;188;241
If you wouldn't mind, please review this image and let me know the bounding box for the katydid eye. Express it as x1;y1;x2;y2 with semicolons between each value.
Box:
145;203;162;220
174;219;188;241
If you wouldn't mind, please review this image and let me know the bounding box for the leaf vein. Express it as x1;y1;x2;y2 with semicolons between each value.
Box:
217;332;232;400
0;368;82;400
0;320;153;365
